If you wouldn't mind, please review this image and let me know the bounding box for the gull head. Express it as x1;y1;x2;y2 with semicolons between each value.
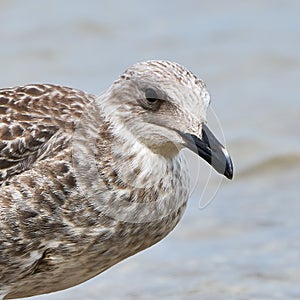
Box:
101;60;233;179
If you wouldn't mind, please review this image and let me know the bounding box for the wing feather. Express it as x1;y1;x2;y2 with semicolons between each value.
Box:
0;84;95;185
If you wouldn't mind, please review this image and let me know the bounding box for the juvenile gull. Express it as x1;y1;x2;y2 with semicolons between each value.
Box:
0;60;233;299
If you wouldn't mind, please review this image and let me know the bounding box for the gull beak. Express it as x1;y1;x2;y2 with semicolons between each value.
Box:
181;124;233;179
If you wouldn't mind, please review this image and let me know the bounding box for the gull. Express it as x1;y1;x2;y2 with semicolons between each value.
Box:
0;60;233;299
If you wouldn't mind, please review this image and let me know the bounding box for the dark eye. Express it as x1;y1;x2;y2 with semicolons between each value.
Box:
145;88;158;103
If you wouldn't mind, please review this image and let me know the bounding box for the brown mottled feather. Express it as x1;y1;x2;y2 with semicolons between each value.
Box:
0;60;219;299
0;81;188;299
0;84;94;185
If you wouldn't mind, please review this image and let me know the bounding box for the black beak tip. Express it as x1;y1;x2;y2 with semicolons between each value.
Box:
222;148;234;180
224;161;233;180
225;170;233;180
181;128;234;180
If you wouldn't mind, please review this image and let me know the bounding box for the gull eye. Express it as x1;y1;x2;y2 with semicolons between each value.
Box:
138;88;162;111
145;88;158;103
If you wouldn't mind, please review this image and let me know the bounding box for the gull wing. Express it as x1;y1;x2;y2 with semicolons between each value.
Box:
0;84;94;185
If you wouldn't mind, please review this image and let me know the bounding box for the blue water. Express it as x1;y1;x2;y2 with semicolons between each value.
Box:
0;0;299;299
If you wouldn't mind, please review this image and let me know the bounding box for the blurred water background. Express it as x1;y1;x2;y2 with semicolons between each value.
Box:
0;0;299;299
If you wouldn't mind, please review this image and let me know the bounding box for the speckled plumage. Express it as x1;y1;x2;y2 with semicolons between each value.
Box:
0;60;232;299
